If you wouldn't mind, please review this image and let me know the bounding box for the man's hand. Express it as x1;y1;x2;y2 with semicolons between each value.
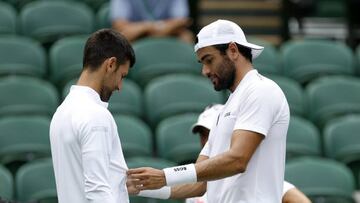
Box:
127;167;166;190
126;177;140;195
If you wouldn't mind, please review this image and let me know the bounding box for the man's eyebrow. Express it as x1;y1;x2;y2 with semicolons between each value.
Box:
198;54;211;63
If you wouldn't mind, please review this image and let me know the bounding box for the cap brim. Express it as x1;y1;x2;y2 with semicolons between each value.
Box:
195;41;264;59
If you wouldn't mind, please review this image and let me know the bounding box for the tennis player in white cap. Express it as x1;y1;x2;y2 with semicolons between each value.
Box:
127;19;290;203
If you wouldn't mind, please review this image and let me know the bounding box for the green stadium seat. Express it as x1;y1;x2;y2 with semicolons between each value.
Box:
323;115;360;188
156;113;201;164
355;44;360;75
286;157;355;203
281;40;354;84
49;35;88;87
96;2;110;29
144;74;224;127
0;115;51;171
0;76;59;117
268;75;305;116
0;2;17;34
15;159;57;202
108;79;143;117
19;1;94;44
0;164;13;200
306;76;360;128
63;78;143;117
0;36;46;77
249;38;282;75
316;0;347;17
130;37;201;87
113;114;153;158
286;116;321;161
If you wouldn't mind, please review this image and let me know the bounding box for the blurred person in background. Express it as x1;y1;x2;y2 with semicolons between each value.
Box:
110;0;194;43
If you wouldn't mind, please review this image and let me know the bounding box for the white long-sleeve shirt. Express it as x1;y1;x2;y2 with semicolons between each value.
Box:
50;85;129;203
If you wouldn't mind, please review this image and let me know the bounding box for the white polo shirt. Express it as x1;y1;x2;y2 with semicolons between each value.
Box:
50;86;129;203
203;70;290;203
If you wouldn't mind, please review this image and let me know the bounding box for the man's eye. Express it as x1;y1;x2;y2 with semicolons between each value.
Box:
205;58;212;65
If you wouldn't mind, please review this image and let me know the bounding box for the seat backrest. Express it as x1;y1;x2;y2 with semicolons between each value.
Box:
113;114;153;158
0;76;59;116
108;79;143;117
0;164;13;200
269;75;305;116
323;115;360;163
156;113;201;164
0;36;46;77
131;38;201;87
286;116;321;160
144;74;224;126
49;35;88;86
15;159;57;202
0;115;51;165
0;2;17;34
19;1;94;43
96;2;110;29
281;40;354;84
305;76;360;128
249;38;281;75
285;157;355;202
355;45;360;75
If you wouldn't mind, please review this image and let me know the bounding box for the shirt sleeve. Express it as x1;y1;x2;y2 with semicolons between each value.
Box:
199;141;210;156
79;115;115;203
233;84;277;137
282;181;295;196
169;0;189;18
110;0;131;21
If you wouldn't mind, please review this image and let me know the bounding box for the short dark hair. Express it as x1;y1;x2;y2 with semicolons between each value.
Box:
213;43;252;63
83;29;136;71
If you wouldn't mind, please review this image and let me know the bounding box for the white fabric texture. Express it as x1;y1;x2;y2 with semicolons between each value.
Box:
194;20;264;59
282;181;295;196
203;70;290;203
50;86;129;203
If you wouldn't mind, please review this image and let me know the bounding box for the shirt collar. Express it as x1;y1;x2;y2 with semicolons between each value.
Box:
70;85;109;108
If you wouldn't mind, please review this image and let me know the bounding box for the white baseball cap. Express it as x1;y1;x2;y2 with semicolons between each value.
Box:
194;19;264;59
192;104;224;133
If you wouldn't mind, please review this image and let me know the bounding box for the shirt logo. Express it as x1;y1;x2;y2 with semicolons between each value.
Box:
224;112;231;117
174;167;187;172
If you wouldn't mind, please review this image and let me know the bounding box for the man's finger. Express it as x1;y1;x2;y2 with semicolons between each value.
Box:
127;167;147;175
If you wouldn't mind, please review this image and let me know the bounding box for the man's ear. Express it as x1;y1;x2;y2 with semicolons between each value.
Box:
227;42;239;60
106;57;117;72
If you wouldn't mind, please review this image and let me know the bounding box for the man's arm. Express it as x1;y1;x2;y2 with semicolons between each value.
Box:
127;130;264;189
283;188;312;203
112;20;153;42
80;116;115;203
170;155;208;199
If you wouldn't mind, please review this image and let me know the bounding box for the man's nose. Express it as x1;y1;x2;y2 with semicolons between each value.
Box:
201;65;210;77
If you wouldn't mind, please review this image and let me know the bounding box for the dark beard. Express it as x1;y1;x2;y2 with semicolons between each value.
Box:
100;86;112;102
214;56;236;91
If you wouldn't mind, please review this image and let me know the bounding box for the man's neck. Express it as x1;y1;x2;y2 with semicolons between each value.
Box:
77;69;103;96
229;62;253;92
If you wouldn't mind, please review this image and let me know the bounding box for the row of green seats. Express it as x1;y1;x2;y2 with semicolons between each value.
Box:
1;34;360;89
0;0;110;44
1;156;358;203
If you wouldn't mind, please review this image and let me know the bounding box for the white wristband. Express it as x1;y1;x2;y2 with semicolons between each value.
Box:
163;163;197;186
138;186;171;199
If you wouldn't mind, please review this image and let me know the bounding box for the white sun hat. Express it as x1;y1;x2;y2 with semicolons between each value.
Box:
191;104;224;133
194;19;264;59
